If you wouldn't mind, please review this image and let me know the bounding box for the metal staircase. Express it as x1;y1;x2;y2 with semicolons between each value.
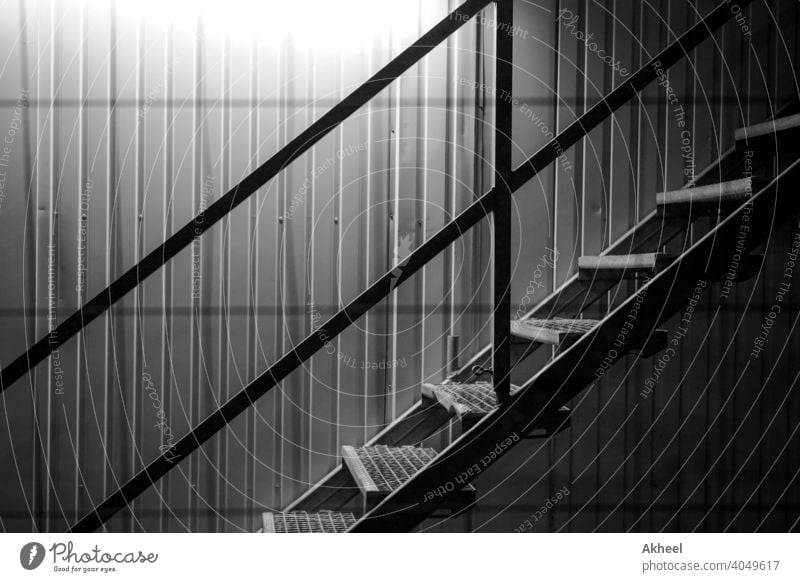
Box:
2;0;796;532
261;110;800;532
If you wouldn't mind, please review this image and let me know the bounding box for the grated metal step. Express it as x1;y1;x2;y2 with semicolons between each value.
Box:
422;382;511;416
511;318;667;363
656;178;761;215
283;399;454;514
511;318;598;346
422;382;571;435
341;444;476;514
261;510;356;533
578;253;670;280
345;444;437;494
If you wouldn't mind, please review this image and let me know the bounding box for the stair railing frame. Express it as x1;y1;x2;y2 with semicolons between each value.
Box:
52;0;753;532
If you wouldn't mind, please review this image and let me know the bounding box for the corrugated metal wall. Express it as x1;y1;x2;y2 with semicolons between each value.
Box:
0;0;493;532
0;0;798;533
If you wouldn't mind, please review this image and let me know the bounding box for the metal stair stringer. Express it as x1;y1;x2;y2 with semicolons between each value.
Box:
349;158;800;532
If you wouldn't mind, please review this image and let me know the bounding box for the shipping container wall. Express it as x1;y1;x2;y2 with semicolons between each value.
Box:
0;0;798;533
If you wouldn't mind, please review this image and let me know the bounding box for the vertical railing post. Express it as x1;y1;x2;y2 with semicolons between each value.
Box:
492;0;513;403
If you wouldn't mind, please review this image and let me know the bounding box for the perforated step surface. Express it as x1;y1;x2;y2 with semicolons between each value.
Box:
423;382;571;435
511;318;598;345
341;444;477;514
342;445;437;494
261;510;356;533
422;382;511;416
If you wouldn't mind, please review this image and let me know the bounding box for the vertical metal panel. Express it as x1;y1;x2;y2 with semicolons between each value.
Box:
363;36;391;441
419;1;451;390
136;9;165;533
337;39;370;450
0;0;36;534
554;0;582;288
448;6;487;369
647;0;679;533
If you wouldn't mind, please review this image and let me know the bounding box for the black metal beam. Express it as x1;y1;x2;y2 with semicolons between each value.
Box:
492;0;513;403
0;0;495;395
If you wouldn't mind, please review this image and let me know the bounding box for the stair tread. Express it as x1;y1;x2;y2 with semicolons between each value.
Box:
261;510;355;533
578;252;663;270
423;382;572;437
423;382;513;415
735;112;800;142
656;178;756;206
511;318;599;345
342;444;475;497
578;253;670;280
424;382;570;419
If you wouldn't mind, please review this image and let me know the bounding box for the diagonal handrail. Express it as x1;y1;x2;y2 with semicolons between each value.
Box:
69;0;752;532
0;0;494;394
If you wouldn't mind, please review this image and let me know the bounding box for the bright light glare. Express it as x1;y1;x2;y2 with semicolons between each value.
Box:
101;0;418;47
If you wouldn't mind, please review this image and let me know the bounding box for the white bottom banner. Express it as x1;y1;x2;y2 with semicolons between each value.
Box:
1;533;797;581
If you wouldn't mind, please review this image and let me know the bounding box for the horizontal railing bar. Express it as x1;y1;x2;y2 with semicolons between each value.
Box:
0;0;494;395
70;0;750;532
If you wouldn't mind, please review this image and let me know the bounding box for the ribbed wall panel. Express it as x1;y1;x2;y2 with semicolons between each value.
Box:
0;0;798;532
